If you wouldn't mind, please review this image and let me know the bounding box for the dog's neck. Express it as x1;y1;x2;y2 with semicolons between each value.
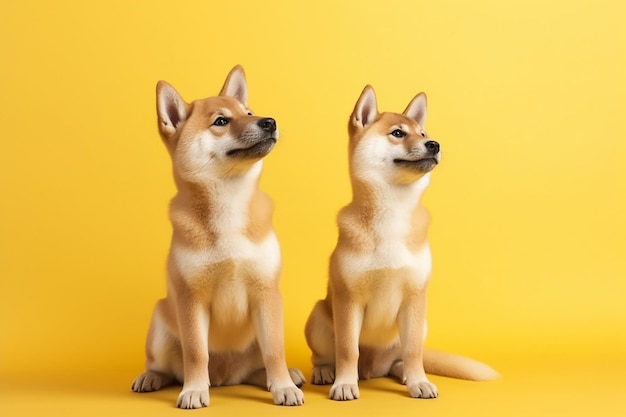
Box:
169;161;269;245
338;173;431;253
175;160;263;201
350;173;430;216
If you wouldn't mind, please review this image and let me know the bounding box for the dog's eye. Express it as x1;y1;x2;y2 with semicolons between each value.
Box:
213;117;229;127
421;132;426;137
390;129;406;138
247;112;253;116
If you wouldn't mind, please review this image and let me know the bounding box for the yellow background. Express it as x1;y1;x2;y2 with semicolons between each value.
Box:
1;0;625;416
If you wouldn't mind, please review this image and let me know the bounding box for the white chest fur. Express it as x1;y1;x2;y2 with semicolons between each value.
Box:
336;174;433;289
172;232;281;284
170;161;281;285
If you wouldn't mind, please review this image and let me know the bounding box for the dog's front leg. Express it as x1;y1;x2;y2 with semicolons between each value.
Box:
330;295;362;401
176;294;211;409
397;289;438;399
253;289;304;406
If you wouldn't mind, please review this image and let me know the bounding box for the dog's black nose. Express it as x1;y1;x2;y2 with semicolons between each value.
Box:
257;118;276;133
425;140;440;154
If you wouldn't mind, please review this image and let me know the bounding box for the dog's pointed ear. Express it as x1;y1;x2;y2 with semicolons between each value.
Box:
219;65;248;106
156;80;188;140
351;85;378;129
403;92;427;127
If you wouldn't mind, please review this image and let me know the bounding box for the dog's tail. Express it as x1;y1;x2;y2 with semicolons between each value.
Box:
423;348;500;381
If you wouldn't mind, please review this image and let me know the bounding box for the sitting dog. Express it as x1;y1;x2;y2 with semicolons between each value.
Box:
131;65;304;408
305;85;498;401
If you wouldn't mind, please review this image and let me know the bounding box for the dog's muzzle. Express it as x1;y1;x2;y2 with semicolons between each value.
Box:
226;118;278;159
393;140;441;172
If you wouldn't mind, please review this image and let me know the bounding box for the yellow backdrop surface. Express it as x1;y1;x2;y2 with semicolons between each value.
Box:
1;1;625;416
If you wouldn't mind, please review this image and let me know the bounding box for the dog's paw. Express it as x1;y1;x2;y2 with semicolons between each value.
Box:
288;368;306;388
131;371;172;392
407;381;438;399
176;388;209;409
311;365;335;385
329;382;360;401
271;385;304;406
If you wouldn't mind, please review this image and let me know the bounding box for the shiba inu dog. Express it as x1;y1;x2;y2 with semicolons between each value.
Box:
131;66;304;409
305;85;498;401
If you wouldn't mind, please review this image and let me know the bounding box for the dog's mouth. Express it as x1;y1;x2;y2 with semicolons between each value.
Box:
393;157;439;172
226;138;277;159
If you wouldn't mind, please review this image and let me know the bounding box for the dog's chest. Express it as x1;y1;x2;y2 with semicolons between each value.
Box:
342;239;431;347
171;173;280;286
173;232;281;287
338;207;432;288
357;267;413;345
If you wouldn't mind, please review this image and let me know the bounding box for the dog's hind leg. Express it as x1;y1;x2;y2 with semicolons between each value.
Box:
305;300;337;385
132;370;175;392
132;299;181;392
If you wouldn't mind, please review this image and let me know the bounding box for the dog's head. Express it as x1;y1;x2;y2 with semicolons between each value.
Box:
348;86;440;185
156;65;278;180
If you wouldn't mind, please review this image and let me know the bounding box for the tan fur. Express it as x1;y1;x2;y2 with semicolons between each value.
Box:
305;85;498;401
131;66;304;409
